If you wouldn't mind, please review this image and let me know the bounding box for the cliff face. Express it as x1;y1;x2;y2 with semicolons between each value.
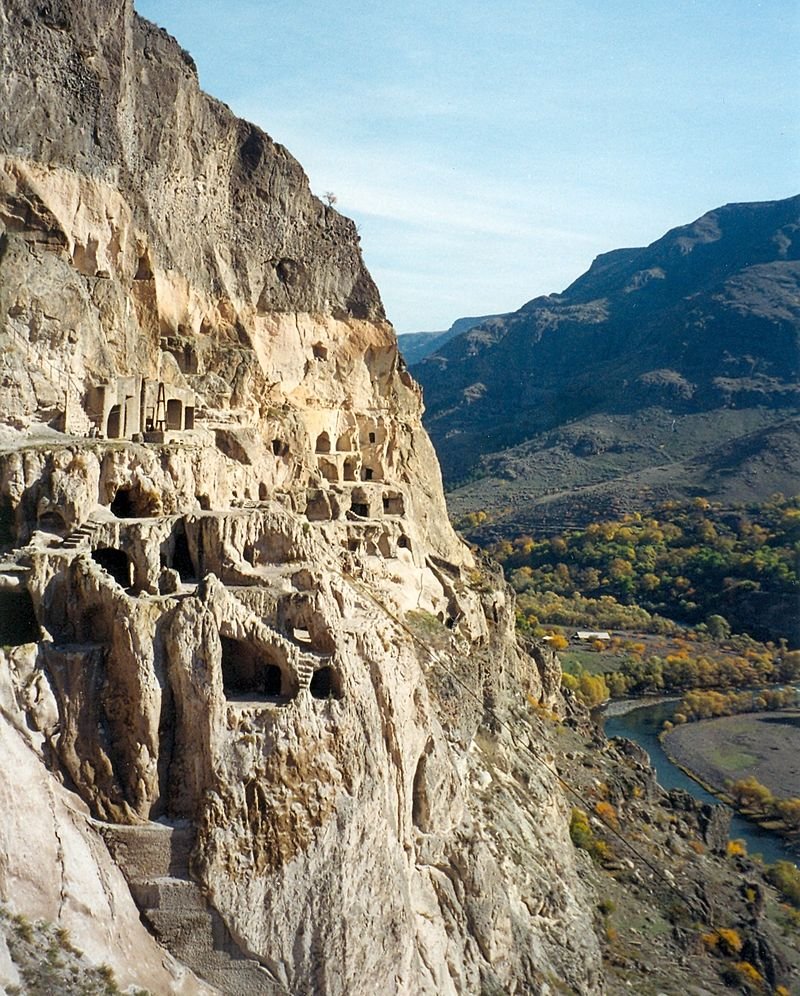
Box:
0;2;600;993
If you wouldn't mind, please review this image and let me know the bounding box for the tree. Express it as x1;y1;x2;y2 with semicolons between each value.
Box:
706;613;731;640
729;776;773;814
323;191;338;207
577;673;610;707
777;798;800;831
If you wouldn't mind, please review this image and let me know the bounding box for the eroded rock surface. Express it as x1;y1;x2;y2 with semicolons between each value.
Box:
0;1;601;992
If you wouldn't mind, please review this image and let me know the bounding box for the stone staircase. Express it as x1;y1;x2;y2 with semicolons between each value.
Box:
61;520;99;550
99;821;285;995
295;659;314;692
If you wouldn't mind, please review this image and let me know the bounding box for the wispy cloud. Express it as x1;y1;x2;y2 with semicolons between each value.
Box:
138;0;800;330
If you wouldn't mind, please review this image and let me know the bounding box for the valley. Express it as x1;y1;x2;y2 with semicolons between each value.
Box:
0;1;798;993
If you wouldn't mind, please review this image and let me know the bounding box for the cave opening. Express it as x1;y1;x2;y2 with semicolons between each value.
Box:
0;589;39;645
0;496;15;550
220;635;294;702
110;488;134;517
91;547;132;588
37;509;66;535
166;398;183;431
309;666;342;700
263;664;283;696
350;490;370;519
107;404;122;439
110;485;157;518
171;527;195;582
383;493;404;516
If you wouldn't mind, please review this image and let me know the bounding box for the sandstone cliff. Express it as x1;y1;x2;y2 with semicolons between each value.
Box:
0;1;601;992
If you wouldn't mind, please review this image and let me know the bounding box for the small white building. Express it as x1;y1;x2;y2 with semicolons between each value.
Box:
574;630;611;642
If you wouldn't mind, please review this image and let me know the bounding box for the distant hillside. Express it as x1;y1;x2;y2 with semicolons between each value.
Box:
412;196;800;533
398;313;505;365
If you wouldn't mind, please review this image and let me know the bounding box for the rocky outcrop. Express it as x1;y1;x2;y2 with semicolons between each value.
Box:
0;1;602;992
0;645;215;995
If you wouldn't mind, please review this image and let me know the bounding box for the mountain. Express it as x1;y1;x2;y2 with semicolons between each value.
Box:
413;197;800;534
2;6;799;993
398;313;506;364
0;2;600;993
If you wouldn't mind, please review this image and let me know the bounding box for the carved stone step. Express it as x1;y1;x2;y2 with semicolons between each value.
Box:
99;821;284;994
296;662;315;689
144;908;216;954
99;822;194;879
130;876;207;912
61;521;99;548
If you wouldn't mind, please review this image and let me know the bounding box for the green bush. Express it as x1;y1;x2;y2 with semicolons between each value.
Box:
766;860;800;909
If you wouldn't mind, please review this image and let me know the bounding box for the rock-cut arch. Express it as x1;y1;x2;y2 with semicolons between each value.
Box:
309;665;342;700
220;635;297;703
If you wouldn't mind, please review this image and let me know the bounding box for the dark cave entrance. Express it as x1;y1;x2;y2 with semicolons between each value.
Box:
107;404;122;439
91;547;132;588
172;528;196;582
0;496;15;550
110;488;135;518
220;635;294;702
263;664;283;696
0;589;39;645
166;399;183;431
309;665;342;701
110;485;157;518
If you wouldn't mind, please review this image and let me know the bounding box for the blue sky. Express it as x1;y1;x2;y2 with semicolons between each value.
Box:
135;1;799;332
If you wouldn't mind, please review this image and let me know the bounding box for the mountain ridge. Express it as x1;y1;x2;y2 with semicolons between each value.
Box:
0;2;602;992
397;313;507;365
413;195;800;530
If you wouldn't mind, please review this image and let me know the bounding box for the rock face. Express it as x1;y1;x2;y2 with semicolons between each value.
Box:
0;2;601;993
413;196;800;529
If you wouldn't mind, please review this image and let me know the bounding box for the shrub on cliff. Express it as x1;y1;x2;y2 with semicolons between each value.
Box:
766;861;800;909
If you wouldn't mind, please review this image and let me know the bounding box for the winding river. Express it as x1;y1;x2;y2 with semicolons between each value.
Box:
603;698;799;867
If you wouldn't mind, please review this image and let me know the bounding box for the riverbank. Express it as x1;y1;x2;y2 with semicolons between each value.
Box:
601;695;679;719
662;710;800;800
603;699;800;866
